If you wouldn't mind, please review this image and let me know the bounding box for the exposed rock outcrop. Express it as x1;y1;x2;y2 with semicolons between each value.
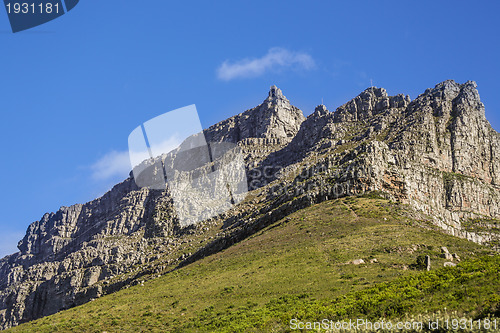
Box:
205;85;305;143
425;255;431;271
0;81;499;330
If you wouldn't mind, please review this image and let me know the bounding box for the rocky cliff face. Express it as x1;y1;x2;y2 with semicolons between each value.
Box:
206;85;305;142
1;81;499;329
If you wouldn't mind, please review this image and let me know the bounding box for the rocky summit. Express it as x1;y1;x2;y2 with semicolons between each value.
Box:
1;80;499;330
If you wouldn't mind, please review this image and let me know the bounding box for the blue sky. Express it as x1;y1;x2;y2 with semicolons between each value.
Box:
0;1;499;258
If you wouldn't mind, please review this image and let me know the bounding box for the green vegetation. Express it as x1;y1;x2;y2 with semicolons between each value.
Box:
462;218;500;232
8;197;499;332
187;256;500;332
442;170;473;184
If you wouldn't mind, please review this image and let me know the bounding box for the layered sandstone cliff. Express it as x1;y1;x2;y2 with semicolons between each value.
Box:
0;81;498;329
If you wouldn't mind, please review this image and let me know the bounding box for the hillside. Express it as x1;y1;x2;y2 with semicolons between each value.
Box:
7;196;499;332
1;81;500;329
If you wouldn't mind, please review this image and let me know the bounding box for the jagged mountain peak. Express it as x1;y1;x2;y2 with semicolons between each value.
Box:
333;86;410;123
313;104;329;117
435;79;461;92
267;85;285;100
260;84;294;112
360;86;389;99
417;79;463;101
415;80;482;106
205;86;305;142
1;80;499;330
409;79;485;121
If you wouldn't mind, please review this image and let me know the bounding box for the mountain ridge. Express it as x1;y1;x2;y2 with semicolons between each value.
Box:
7;197;499;332
0;80;499;329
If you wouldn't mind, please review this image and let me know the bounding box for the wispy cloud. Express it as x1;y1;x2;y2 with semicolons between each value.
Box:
91;136;182;182
90;150;132;181
217;47;315;81
128;136;182;171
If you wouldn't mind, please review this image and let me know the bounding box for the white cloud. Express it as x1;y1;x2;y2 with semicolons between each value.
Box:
145;136;182;162
90;150;132;181
128;136;182;169
217;47;315;81
91;136;183;182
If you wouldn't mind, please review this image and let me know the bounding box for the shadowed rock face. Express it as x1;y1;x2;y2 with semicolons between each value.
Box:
1;81;499;329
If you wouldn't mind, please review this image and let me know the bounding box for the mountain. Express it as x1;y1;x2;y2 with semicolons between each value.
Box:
7;197;499;332
1;81;499;330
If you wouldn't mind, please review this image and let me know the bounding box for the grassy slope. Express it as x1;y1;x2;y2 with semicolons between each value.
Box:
8;197;499;332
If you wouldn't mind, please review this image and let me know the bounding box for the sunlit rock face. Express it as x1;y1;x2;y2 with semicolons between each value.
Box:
0;81;499;329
